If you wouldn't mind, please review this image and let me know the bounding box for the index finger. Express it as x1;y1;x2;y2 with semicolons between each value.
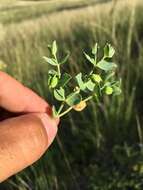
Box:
0;71;51;114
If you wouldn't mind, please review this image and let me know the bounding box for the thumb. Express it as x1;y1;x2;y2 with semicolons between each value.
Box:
0;113;58;182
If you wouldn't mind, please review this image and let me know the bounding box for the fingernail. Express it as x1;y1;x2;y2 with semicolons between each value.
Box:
37;113;58;147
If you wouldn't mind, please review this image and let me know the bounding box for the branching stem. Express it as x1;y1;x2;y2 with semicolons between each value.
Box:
57;102;65;114
58;107;73;117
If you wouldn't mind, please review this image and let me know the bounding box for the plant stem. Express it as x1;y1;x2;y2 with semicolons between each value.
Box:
55;55;61;78
57;64;61;78
57;102;65;114
58;107;73;117
89;64;97;75
83;95;93;102
58;96;93;117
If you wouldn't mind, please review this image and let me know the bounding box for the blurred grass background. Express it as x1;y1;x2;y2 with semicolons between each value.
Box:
0;0;143;189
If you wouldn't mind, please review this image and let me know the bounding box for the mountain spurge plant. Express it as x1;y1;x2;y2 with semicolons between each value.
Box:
43;41;122;118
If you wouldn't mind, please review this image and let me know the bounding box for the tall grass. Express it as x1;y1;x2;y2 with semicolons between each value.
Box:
1;0;143;189
0;0;98;25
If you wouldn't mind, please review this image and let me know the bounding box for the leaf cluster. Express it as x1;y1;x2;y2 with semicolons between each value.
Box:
43;41;122;118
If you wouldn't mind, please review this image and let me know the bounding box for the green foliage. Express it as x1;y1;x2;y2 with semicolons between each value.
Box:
105;86;113;95
43;56;57;66
54;87;65;101
84;52;96;65
52;40;57;57
97;60;117;71
58;73;71;87
75;72;87;91
44;41;121;118
1;1;143;189
91;74;102;83
66;92;82;106
104;44;115;58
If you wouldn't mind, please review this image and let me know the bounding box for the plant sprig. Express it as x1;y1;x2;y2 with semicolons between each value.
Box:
43;41;122;118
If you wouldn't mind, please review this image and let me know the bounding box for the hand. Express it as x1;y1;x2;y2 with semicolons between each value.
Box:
0;71;59;182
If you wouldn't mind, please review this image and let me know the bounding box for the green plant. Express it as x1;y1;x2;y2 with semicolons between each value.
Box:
43;41;122;118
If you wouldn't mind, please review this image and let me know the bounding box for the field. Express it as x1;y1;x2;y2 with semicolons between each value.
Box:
0;0;143;189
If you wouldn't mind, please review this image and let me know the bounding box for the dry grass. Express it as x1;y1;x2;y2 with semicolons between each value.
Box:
1;0;143;189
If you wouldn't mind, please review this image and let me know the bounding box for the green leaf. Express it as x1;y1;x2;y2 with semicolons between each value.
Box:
104;44;115;58
52;106;58;117
92;43;98;55
84;52;95;65
66;92;82;106
97;60;117;71
54;87;65;101
105;86;113;95
91;74;102;83
52;41;57;56
50;75;58;88
43;56;57;66
58;73;72;87
60;52;70;65
86;80;95;91
113;86;122;95
75;73;86;91
48;69;58;76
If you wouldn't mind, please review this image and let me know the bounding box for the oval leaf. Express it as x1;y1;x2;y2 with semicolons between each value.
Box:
75;73;86;91
92;43;98;55
86;80;95;91
54;87;65;101
48;69;58;76
52;41;57;56
66;93;82;106
43;56;57;66
97;60;117;71
84;52;95;65
104;44;115;58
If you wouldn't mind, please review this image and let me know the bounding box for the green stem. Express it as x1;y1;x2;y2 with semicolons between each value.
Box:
57;64;61;78
89;64;97;75
89;70;93;75
57;102;65;114
98;83;102;96
83;95;93;102
55;55;61;78
58;107;73;117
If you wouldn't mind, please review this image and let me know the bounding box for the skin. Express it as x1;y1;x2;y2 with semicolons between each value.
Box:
0;71;59;182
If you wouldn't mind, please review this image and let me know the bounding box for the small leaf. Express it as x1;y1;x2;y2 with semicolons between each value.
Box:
54;87;65;101
92;43;98;55
104;44;115;58
60;52;70;65
50;75;58;88
75;73;86;91
105;86;113;95
43;56;57;66
84;52;95;65
52;106;58;117
58;73;72;87
66;92;82;106
97;60;117;71
113;86;122;95
86;80;95;91
52;41;57;56
48;69;58;76
91;74;102;83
